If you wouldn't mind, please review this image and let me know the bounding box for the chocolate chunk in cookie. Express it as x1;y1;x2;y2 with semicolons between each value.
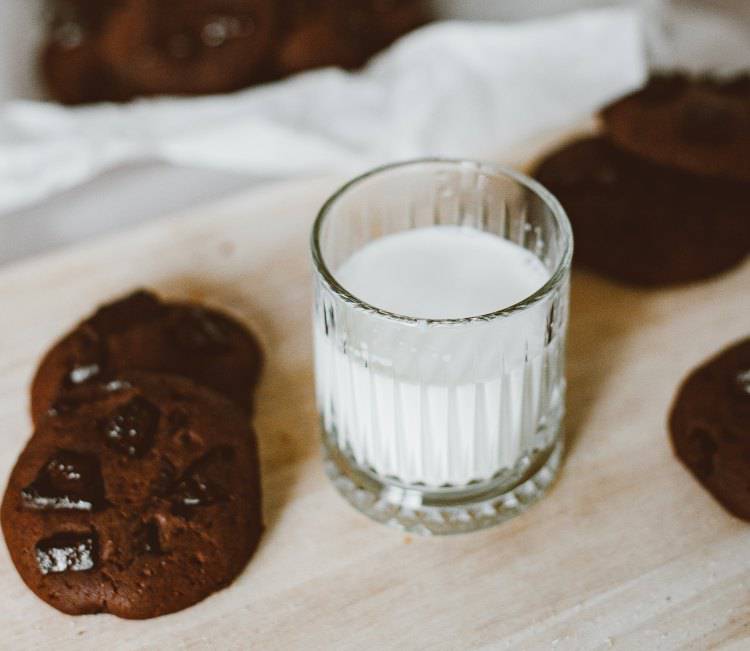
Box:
36;531;99;575
170;446;234;513
2;372;263;618
601;73;750;182
21;450;107;512
533;136;750;286
31;289;263;424
102;395;161;458
669;338;750;520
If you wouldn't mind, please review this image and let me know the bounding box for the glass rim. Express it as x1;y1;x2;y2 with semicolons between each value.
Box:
311;158;573;326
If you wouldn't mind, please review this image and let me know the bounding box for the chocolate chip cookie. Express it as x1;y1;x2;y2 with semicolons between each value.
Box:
533;136;750;286
31;290;263;425
2;372;263;618
601;73;750;182
99;0;277;97
42;0;430;103
40;0;132;105
669;338;750;520
277;0;427;75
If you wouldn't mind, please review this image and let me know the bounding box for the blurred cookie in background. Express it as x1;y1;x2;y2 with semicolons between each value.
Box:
533;136;750;286
41;0;131;103
99;0;277;97
601;73;750;182
40;0;431;104
277;0;363;75
277;0;427;75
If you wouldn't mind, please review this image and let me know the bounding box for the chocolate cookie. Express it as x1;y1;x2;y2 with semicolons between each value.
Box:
42;0;430;103
41;0;130;104
31;290;263;425
99;0;277;97
362;0;429;55
669;338;750;520
277;2;362;75
2;372;262;618
533;136;750;286
42;41;133;106
602;74;750;182
277;0;427;76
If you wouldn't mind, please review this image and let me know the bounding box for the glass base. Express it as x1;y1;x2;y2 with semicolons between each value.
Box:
323;433;564;536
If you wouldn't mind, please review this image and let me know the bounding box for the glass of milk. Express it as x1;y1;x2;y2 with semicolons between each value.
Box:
311;159;572;535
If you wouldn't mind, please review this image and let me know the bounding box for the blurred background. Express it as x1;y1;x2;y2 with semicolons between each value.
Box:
0;0;642;103
0;0;747;269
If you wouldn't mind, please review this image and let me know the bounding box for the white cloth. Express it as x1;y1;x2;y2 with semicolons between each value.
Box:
0;8;647;215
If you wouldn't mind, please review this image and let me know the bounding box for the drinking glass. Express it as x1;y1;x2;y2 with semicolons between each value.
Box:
311;159;573;534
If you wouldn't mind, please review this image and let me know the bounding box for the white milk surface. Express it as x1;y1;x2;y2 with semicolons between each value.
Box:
316;226;563;487
337;226;548;320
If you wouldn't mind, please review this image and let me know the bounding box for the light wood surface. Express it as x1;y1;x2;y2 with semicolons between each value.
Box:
0;173;749;650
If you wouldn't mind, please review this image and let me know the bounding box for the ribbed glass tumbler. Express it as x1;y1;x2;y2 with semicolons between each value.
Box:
311;159;572;535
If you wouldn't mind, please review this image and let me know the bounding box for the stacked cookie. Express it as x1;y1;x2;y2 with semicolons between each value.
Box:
42;0;429;104
534;74;750;286
1;290;264;618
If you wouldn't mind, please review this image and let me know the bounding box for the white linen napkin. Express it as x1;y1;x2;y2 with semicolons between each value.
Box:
0;7;646;215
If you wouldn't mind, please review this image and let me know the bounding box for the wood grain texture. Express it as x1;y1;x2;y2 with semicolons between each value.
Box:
0;174;749;650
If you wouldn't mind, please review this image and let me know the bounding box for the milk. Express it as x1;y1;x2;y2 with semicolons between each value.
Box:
337;226;548;320
314;225;564;487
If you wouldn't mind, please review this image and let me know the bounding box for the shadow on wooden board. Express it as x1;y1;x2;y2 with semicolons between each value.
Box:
564;269;652;455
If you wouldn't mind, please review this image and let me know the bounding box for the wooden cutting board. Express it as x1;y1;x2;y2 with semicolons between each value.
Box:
0;172;749;650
